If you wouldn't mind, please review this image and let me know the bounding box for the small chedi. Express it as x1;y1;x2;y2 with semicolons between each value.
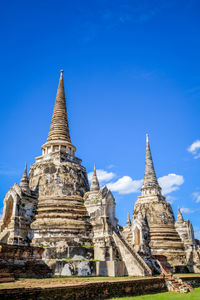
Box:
0;71;200;277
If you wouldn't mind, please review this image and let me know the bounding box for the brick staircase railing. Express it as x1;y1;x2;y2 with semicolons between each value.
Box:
112;229;152;276
0;228;9;242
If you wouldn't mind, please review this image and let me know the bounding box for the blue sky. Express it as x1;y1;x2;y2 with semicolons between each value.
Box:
0;0;200;236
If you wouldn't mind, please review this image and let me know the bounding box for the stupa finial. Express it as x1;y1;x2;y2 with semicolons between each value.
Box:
90;164;100;192
20;163;30;193
141;134;161;195
47;70;71;143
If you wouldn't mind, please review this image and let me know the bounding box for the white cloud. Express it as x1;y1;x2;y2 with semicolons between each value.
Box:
88;169;115;183
165;195;177;204
88;168;184;196
108;173;184;195
107;176;143;194
192;192;200;203
180;207;194;214
107;164;115;169
188;140;200;159
158;174;184;195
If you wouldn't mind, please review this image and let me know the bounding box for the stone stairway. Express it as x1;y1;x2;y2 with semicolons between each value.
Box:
112;230;152;276
156;259;193;293
166;276;193;293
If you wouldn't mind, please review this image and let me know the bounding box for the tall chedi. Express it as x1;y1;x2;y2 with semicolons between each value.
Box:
132;134;185;266
29;71;93;261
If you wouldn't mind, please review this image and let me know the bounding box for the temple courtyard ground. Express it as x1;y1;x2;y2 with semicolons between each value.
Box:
0;274;199;290
1;275;200;299
0;276;143;289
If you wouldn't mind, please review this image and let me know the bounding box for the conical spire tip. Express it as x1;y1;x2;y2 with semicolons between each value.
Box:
20;162;30;191
46;69;72;144
90;164;100;192
142;132;161;194
126;212;131;225
24;163;27;175
60;70;64;78
177;206;184;221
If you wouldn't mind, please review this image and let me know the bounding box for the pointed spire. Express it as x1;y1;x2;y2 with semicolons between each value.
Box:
177;207;184;222
20;163;30;193
141;134;161;194
90;164;100;192
24;163;27;176
47;70;71;143
126;212;131;226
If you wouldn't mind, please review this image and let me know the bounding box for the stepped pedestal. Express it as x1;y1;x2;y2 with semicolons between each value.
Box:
29;156;93;260
133;197;185;266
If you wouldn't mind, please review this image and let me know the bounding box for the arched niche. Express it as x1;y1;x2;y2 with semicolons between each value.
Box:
106;198;114;222
134;226;141;246
3;195;14;228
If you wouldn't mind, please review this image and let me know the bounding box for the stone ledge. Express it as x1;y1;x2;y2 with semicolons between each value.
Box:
38;195;84;201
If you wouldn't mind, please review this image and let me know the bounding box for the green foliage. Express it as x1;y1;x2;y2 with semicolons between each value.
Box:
81;258;86;261
42;245;50;248
114;258;121;262
81;244;94;248
92;198;100;203
64;257;72;261
92;259;101;262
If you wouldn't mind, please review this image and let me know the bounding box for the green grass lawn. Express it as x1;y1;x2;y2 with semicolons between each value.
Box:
110;288;200;300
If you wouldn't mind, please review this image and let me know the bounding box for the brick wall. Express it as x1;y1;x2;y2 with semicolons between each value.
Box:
0;278;167;300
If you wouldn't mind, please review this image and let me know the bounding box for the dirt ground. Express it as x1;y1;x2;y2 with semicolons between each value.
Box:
0;274;199;290
0;276;151;289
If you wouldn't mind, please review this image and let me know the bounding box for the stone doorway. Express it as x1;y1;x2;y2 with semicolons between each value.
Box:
3;195;14;228
134;226;141;246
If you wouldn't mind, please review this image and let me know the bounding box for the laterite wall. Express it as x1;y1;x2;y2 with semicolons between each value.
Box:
0;278;167;300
